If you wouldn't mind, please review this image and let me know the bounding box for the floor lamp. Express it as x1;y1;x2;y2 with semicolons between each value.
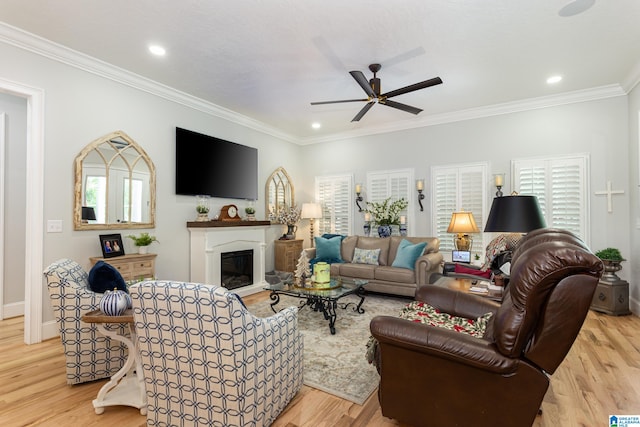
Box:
301;203;322;247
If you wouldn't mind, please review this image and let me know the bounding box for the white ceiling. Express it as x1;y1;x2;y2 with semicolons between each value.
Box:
1;0;639;143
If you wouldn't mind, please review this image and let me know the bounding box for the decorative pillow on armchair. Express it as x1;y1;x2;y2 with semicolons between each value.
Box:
88;261;128;293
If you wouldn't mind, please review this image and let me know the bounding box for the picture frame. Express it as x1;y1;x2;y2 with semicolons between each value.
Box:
99;233;125;258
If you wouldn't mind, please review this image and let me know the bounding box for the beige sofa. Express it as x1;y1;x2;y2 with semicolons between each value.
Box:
304;236;442;297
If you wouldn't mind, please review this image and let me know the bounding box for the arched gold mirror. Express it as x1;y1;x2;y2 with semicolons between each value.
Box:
266;167;294;217
74;130;156;230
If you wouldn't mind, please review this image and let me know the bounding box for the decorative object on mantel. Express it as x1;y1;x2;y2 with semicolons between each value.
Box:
365;197;408;238
219;204;241;221
127;232;159;254
594;180;624;213
195;195;210;221
591;247;631;315
270;204;301;239
245;206;256;221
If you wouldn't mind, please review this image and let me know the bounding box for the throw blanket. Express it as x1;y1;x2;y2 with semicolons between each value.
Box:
366;301;493;365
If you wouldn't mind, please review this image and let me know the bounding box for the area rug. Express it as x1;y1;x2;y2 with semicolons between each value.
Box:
247;292;409;405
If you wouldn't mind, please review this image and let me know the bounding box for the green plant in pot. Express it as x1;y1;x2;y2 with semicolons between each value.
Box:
127;232;159;254
245;206;256;221
595;247;624;280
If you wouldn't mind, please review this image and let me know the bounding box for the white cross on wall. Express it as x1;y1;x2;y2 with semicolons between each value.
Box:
594;180;624;213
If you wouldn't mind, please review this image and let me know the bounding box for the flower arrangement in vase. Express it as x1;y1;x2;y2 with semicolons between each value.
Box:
195;195;210;221
269;205;301;239
364;197;408;238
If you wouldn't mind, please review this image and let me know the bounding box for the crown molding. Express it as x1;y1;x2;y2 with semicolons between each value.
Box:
0;22;298;144
299;84;627;145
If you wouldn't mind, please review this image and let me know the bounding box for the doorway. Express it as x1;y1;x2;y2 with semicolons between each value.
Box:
0;78;45;344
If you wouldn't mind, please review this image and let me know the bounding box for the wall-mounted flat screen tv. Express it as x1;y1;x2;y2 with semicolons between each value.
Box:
175;127;258;200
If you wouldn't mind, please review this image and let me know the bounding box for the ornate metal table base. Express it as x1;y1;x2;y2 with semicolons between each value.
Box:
269;285;366;335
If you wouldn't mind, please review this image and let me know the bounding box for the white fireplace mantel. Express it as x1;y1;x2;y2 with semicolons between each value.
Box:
188;221;272;296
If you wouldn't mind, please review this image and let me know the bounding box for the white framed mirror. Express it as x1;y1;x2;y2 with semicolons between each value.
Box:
74;130;156;230
266;167;294;217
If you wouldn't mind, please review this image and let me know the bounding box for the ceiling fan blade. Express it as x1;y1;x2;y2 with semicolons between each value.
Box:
349;71;376;98
310;98;369;105
351;101;375;122
381;77;443;99
380;99;423;115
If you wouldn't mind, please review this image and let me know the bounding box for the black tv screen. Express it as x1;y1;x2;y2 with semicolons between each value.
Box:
175;127;258;200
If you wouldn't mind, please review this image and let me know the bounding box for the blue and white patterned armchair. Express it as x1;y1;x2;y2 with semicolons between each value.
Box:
44;258;128;385
130;280;304;427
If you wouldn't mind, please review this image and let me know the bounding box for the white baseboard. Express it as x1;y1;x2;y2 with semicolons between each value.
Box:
41;320;59;341
2;301;24;319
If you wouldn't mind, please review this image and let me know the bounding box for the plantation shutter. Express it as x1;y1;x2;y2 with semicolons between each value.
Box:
431;164;488;254
513;155;587;240
315;175;352;236
366;169;413;234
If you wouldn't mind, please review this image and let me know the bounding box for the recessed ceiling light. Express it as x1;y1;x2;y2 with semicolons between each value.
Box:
559;0;595;17
311;122;321;129
547;75;563;84
148;45;166;56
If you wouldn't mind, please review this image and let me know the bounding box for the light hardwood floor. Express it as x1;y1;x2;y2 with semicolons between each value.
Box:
1;292;639;427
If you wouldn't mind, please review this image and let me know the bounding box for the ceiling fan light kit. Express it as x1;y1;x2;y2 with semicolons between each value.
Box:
311;63;442;122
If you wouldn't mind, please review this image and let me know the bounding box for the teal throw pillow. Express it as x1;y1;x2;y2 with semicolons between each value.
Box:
314;235;343;265
391;239;427;270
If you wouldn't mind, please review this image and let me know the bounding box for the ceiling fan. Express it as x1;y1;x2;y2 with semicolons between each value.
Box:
311;63;443;122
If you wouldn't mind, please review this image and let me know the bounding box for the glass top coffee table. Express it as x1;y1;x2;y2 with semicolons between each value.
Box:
265;277;367;334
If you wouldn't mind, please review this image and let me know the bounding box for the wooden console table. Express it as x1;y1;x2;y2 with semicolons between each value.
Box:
89;253;157;282
81;309;146;415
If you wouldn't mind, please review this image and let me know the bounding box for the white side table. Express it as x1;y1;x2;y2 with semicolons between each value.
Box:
81;309;147;415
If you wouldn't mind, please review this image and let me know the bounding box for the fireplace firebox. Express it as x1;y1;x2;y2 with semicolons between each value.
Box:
221;249;254;290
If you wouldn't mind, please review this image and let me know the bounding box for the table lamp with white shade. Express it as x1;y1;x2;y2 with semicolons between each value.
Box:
301;203;323;247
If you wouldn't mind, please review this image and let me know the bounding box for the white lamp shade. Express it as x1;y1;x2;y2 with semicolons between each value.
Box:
301;203;322;219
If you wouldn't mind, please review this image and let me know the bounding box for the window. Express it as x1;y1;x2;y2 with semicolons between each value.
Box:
431;163;488;253
315;174;353;236
512;154;589;242
366;169;414;234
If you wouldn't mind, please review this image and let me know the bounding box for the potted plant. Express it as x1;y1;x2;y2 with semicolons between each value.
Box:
195;195;210;221
127;232;159;254
245;206;256;221
595;247;625;280
364;197;409;237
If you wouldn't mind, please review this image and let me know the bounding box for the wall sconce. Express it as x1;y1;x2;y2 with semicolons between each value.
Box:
355;183;363;212
416;179;425;211
494;174;505;197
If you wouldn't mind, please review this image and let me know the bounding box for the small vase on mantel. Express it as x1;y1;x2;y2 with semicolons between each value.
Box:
286;224;297;239
195;195;211;222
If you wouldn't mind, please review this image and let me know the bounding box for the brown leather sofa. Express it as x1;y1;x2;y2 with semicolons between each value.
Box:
370;228;603;427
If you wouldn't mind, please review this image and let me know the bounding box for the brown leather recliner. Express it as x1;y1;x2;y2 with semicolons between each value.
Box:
370;228;603;427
